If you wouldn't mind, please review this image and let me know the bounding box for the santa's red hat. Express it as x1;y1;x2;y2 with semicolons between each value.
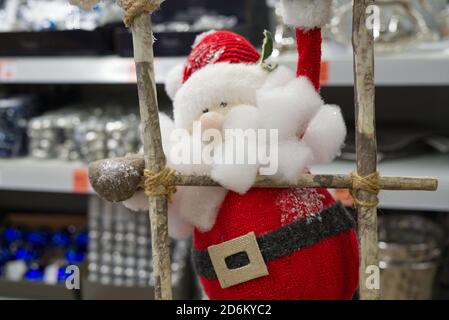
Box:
165;30;261;101
168;31;280;130
165;0;332;103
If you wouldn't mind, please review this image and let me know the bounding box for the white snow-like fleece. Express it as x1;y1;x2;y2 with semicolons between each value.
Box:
165;63;184;100
303;104;347;164
260;65;296;89
280;0;333;30
122;190;148;212
123;188;194;240
179;187;228;232
174;63;268;130
257;76;323;140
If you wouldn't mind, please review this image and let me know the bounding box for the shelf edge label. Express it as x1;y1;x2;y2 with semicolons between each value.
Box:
73;169;89;193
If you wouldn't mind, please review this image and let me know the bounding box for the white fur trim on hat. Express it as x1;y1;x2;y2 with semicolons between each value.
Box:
165;63;185;100
280;0;333;29
173;63;268;131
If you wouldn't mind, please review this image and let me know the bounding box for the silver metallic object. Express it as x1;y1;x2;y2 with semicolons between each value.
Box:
330;0;439;52
378;214;443;300
28;106;140;162
266;0;296;55
87;196;190;288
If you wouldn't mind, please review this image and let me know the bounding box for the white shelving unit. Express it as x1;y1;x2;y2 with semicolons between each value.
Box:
0;158;91;194
0;155;448;211
2;42;449;85
0;56;183;84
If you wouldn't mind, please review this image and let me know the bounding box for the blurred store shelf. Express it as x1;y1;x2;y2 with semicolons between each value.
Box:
312;154;449;212
0;158;91;194
0;56;182;84
275;41;449;86
2;42;449;85
1;155;448;211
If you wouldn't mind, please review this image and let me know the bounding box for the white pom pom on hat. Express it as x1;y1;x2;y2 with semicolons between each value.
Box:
165;63;184;100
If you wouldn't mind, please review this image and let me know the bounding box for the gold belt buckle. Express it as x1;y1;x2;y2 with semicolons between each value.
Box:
207;232;269;289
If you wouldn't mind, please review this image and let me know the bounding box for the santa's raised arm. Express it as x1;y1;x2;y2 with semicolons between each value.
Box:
280;0;347;165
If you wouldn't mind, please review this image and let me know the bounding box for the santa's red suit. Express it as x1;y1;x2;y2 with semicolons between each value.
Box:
170;0;358;300
194;188;359;300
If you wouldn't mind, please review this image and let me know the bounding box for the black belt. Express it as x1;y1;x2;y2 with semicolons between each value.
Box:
192;203;355;280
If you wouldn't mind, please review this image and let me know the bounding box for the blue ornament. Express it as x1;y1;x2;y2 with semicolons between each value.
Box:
27;230;49;248
24;265;44;282
3;227;22;243
52;230;71;248
57;265;69;283
0;247;10;266
75;231;88;248
13;246;37;263
65;248;85;264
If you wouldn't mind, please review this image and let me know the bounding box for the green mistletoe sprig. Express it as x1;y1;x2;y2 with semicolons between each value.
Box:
258;30;278;72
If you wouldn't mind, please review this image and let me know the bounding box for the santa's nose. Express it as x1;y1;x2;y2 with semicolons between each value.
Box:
200;111;224;132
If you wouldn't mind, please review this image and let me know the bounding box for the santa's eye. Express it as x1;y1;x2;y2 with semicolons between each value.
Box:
220;102;228;108
202;108;209;113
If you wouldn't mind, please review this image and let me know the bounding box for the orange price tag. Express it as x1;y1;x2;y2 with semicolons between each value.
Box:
73;169;89;193
320;60;329;85
332;189;354;207
0;60;17;82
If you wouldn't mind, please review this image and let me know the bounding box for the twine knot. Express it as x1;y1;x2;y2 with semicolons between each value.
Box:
144;167;177;202
118;0;163;27
350;171;380;208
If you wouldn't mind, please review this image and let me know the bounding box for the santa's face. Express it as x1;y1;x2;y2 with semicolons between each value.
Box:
173;63;270;133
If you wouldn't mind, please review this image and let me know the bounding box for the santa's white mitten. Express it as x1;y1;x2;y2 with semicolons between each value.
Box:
303;104;347;164
211;162;258;195
275;139;313;183
211;136;259;194
280;0;333;30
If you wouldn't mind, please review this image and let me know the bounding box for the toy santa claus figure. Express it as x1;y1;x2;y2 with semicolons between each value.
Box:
125;0;359;300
